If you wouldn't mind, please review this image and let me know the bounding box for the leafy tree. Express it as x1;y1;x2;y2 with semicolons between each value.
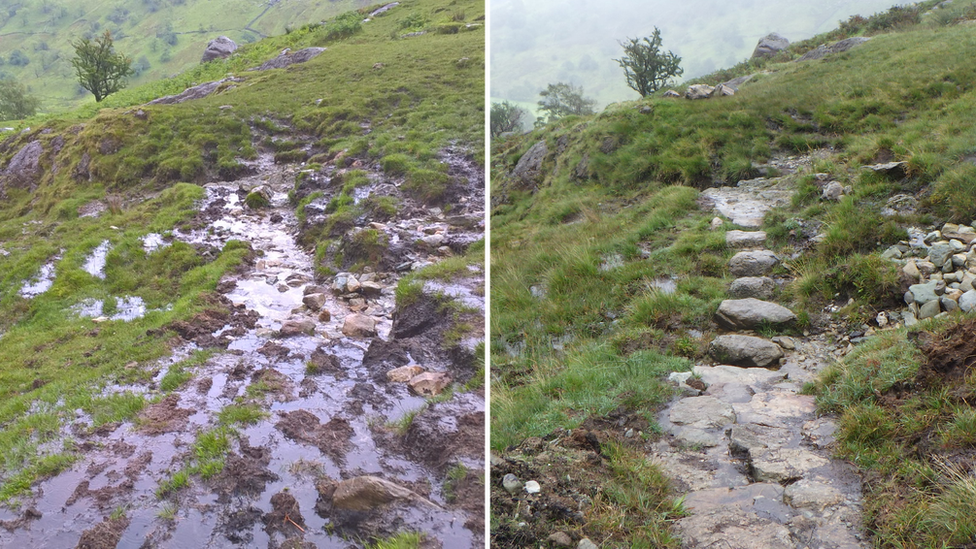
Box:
490;101;527;138
71;30;133;102
537;82;595;125
614;28;683;97
0;79;40;120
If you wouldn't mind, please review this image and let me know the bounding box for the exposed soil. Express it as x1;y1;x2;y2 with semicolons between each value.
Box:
136;393;194;435
911;319;976;390
76;515;129;549
276;410;356;463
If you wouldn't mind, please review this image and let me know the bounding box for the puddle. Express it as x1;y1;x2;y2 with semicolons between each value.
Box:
72;296;155;322
83;240;111;279
20;253;61;298
141;233;169;253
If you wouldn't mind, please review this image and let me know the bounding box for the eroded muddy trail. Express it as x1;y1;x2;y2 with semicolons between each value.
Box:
0;150;485;548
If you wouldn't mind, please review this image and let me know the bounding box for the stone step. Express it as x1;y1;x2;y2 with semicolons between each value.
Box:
726;230;768;248
715;298;796;330
709;334;784;369
729;249;779;277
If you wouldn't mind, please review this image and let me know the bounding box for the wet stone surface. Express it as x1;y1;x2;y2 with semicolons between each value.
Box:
0;149;485;548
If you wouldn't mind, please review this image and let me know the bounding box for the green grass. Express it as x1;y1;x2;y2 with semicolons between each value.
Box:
368;532;423;549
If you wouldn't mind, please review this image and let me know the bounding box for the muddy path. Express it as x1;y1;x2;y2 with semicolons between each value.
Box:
0;148;485;548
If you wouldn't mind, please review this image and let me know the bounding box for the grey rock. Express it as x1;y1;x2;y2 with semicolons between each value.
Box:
201;36;237;63
864;161;908;177
726;230;767;248
250;47;326;71
909;281;940;304
919;299;941;319
577;539;599;549
694;364;786;388
524;480;541;494
710;334;784;369
663;89;681;98
1;140;42;192
511;141;548;188
942;297;959;313
502;474;521;495
750;448;829;483
830;36;871;53
929;242;955;268
673;426;724;448
752;33;790;59
148;77;243;105
882;193;918;216
714;298;796;331
729;250;779;277
685;84;715;100
784;479;844;511
548;532;573;547
821;181;844;201
721;74;754;91
711;83;735;97
669;396;735;429
798;44;830;61
677;509;794;549
960;290;976;312
729;276;776;299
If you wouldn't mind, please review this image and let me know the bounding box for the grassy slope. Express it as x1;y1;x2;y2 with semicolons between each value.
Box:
491;2;976;546
0;0;483;502
0;0;370;113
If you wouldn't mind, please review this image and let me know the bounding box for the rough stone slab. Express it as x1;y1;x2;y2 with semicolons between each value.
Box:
676;510;795;549
715;298;796;330
672;426;724;448
729;424;791;457
729;250;779;277
683;483;785;515
669;396;735;429
710;334;784;368
750;448;828;483
729;276;776;299
733;392;816;428
693;365;786;388
703;382;755;403
784;479;844;511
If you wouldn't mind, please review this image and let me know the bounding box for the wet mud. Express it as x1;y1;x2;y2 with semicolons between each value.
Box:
0;143;485;547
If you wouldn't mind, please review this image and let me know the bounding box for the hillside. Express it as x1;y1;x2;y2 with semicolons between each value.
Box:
490;2;976;547
0;1;485;547
0;0;378;113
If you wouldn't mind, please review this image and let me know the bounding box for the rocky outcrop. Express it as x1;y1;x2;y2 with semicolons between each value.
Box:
710;334;784;368
752;33;790;59
148;77;243;105
249;47;327;71
511;140;548;188
201;36;237;63
715;298;796;331
1;140;43;193
797;37;871;62
685;84;715;100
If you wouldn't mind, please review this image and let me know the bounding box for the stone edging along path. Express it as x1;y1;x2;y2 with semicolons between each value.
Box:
652;217;869;548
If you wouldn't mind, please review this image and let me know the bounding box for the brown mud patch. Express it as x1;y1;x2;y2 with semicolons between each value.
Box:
263;491;307;538
401;397;485;472
210;438;279;501
163;293;258;347
276;410;354;462
137;394;193;435
76;515;129;549
911;319;976;395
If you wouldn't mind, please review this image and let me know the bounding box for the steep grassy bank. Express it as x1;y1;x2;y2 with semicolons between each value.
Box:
491;3;976;546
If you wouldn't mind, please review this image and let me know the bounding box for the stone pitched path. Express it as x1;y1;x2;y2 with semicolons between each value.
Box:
650;224;869;548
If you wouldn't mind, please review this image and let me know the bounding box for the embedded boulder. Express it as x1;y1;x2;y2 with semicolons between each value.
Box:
729;250;779;277
201;36;237;63
729;277;776;300
685;84;715;100
752;33;790;59
709;334;784;369
250;47;327;71
715;298;796;331
332;476;437;511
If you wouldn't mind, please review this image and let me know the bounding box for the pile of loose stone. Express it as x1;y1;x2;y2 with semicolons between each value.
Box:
882;222;976;325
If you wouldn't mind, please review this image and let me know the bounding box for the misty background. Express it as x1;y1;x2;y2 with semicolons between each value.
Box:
491;0;900;111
